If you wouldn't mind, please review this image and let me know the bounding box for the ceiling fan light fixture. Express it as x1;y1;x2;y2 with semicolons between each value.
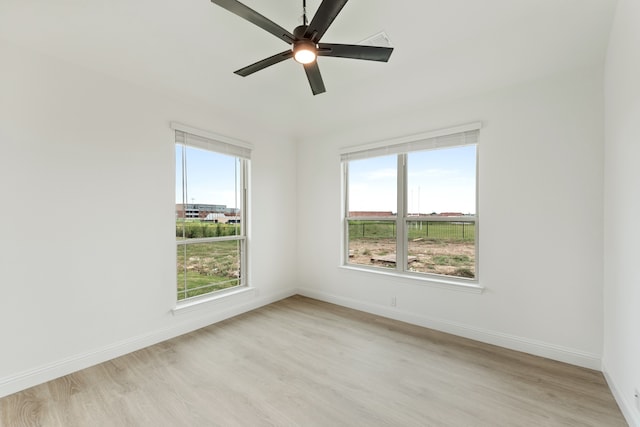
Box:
210;0;394;95
293;40;317;64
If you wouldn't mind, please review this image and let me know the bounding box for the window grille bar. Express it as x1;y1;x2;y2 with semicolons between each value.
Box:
176;235;246;245
179;279;240;293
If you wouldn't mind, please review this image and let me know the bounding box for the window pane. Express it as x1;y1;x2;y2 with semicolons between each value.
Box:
407;220;475;278
175;133;248;302
176;145;242;240
343;133;478;282
177;240;242;301
407;145;476;279
407;146;476;216
347;155;397;217
347;220;396;269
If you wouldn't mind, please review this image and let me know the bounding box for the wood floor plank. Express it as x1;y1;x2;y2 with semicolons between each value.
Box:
0;296;627;426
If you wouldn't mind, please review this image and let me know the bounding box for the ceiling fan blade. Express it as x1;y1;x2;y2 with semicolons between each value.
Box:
234;50;294;77
303;62;326;95
304;0;348;42
317;43;394;62
210;0;296;44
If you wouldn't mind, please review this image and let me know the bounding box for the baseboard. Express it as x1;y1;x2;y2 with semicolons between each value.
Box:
0;287;296;399
297;287;602;370
603;362;640;427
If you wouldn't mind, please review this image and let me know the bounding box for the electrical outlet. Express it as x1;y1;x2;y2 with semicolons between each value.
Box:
391;296;397;307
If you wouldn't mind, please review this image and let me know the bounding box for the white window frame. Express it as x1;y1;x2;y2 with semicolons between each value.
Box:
172;122;252;304
340;123;483;292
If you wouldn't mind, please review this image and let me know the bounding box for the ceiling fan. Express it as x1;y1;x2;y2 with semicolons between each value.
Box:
209;0;394;95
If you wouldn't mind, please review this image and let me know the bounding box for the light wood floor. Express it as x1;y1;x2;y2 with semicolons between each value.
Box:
0;296;626;426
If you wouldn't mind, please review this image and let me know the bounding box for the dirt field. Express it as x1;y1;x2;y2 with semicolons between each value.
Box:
349;238;475;278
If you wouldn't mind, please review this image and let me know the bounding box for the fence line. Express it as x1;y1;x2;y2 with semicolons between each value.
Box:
348;220;475;241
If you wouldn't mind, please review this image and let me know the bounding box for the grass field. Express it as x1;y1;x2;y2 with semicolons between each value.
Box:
348;220;476;278
348;220;475;241
176;238;242;300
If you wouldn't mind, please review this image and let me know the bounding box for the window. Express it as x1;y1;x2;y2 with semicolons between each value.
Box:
174;124;251;301
342;124;479;282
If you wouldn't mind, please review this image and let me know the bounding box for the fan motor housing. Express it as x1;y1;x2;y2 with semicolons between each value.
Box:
293;25;308;40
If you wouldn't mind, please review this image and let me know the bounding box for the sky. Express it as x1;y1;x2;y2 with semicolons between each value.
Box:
348;145;477;214
176;143;476;215
175;145;240;208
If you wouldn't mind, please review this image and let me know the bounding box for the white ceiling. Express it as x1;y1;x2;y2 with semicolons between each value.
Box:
0;0;617;140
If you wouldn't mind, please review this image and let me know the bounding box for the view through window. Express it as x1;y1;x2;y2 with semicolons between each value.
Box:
343;128;478;280
175;128;249;301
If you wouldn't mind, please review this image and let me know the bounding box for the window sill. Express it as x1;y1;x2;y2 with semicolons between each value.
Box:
340;265;484;294
172;286;255;315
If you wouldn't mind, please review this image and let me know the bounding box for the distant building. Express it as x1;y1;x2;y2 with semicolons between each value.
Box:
203;212;226;222
203;212;241;224
176;204;240;219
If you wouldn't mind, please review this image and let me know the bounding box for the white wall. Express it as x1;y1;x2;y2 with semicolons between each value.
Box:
297;65;605;369
603;0;640;424
0;40;297;397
